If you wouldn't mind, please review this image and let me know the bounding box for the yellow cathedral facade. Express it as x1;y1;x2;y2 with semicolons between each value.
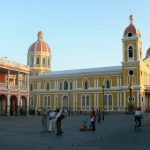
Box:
28;15;150;113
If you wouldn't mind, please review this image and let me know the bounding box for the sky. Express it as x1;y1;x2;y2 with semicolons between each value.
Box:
1;0;150;71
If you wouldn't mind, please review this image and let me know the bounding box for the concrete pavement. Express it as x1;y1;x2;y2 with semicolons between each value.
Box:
0;113;150;150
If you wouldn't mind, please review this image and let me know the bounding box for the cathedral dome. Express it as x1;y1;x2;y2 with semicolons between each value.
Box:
28;31;51;53
123;15;141;37
146;48;150;57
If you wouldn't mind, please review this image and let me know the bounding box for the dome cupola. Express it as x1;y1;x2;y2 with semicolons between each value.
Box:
146;48;150;57
27;31;52;76
123;15;141;37
28;31;51;53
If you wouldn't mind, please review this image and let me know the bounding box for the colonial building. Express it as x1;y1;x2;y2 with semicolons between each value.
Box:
28;15;150;113
0;58;29;115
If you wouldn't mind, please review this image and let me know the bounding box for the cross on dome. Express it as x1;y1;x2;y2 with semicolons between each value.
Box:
129;15;134;24
38;31;44;41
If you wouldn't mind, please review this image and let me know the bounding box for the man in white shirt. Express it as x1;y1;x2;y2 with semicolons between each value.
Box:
134;107;143;128
48;110;56;132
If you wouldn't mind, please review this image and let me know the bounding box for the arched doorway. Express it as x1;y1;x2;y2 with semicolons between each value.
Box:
10;95;18;115
62;95;69;111
0;95;7;116
20;96;27;115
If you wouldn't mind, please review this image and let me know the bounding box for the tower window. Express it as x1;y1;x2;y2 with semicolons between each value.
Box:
128;32;132;37
43;58;45;65
83;79;89;89
36;58;40;64
129;70;133;76
64;80;68;90
129;46;133;58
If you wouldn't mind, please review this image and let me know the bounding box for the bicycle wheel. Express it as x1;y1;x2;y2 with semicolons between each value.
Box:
135;121;138;132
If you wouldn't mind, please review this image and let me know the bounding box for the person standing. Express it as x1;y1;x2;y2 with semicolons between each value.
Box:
134;107;143;128
55;109;65;135
90;111;96;131
48;110;56;132
41;109;48;132
97;110;101;123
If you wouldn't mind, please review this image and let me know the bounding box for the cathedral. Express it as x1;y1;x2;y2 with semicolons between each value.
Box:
27;15;150;113
1;15;150;116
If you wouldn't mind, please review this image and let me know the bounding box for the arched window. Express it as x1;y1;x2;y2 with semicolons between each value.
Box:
59;82;62;90
43;96;51;110
108;95;112;107
31;57;34;65
82;95;86;110
29;96;34;109
43;58;46;65
36;57;40;64
105;79;111;88
86;95;89;107
83;79;89;89
45;82;50;91
44;96;47;106
48;58;50;66
64;80;68;90
81;95;90;111
104;95;107;109
47;96;50;106
70;82;73;90
30;83;33;91
129;46;133;58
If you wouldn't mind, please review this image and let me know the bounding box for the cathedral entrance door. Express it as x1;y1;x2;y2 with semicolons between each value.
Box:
62;96;69;111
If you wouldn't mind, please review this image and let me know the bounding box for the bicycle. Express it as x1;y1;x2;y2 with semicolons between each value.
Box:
135;119;142;132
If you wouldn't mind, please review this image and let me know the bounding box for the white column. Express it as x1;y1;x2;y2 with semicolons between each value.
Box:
26;74;29;115
94;77;96;88
75;78;77;89
75;93;77;111
96;77;99;88
137;91;139;107
97;93;99;109
7;70;10;116
117;92;120;111
117;76;119;87
94;93;96;109
17;72;20;115
124;92;126;111
120;92;122;111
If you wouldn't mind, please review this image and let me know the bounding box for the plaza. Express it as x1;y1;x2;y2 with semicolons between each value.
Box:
0;113;150;150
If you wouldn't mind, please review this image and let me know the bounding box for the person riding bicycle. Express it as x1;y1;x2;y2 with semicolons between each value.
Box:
134;107;143;128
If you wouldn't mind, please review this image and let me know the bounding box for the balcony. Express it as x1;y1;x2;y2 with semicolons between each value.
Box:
0;83;28;93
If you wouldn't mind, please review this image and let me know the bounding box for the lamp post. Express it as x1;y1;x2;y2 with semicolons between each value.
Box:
128;82;133;112
102;85;105;120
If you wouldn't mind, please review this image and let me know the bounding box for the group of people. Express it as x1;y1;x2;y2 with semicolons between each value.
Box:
41;109;65;135
80;110;101;131
41;107;143;134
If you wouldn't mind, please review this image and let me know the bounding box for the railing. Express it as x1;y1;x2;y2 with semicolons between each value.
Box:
0;58;29;71
0;83;28;92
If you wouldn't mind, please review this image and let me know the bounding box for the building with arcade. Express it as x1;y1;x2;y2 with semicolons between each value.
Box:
0;58;29;115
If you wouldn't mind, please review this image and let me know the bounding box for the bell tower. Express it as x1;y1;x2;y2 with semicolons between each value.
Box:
122;15;143;86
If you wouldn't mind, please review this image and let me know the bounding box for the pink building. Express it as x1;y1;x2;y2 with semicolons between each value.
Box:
0;58;29;116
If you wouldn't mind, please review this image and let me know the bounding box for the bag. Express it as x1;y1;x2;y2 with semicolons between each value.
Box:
58;114;65;121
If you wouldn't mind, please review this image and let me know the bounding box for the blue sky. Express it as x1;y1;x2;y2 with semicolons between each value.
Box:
0;0;150;71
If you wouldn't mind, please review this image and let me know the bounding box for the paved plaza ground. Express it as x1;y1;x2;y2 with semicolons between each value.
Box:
0;113;150;150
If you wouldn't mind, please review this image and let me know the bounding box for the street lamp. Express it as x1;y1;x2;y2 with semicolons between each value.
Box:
102;85;105;120
128;82;133;112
